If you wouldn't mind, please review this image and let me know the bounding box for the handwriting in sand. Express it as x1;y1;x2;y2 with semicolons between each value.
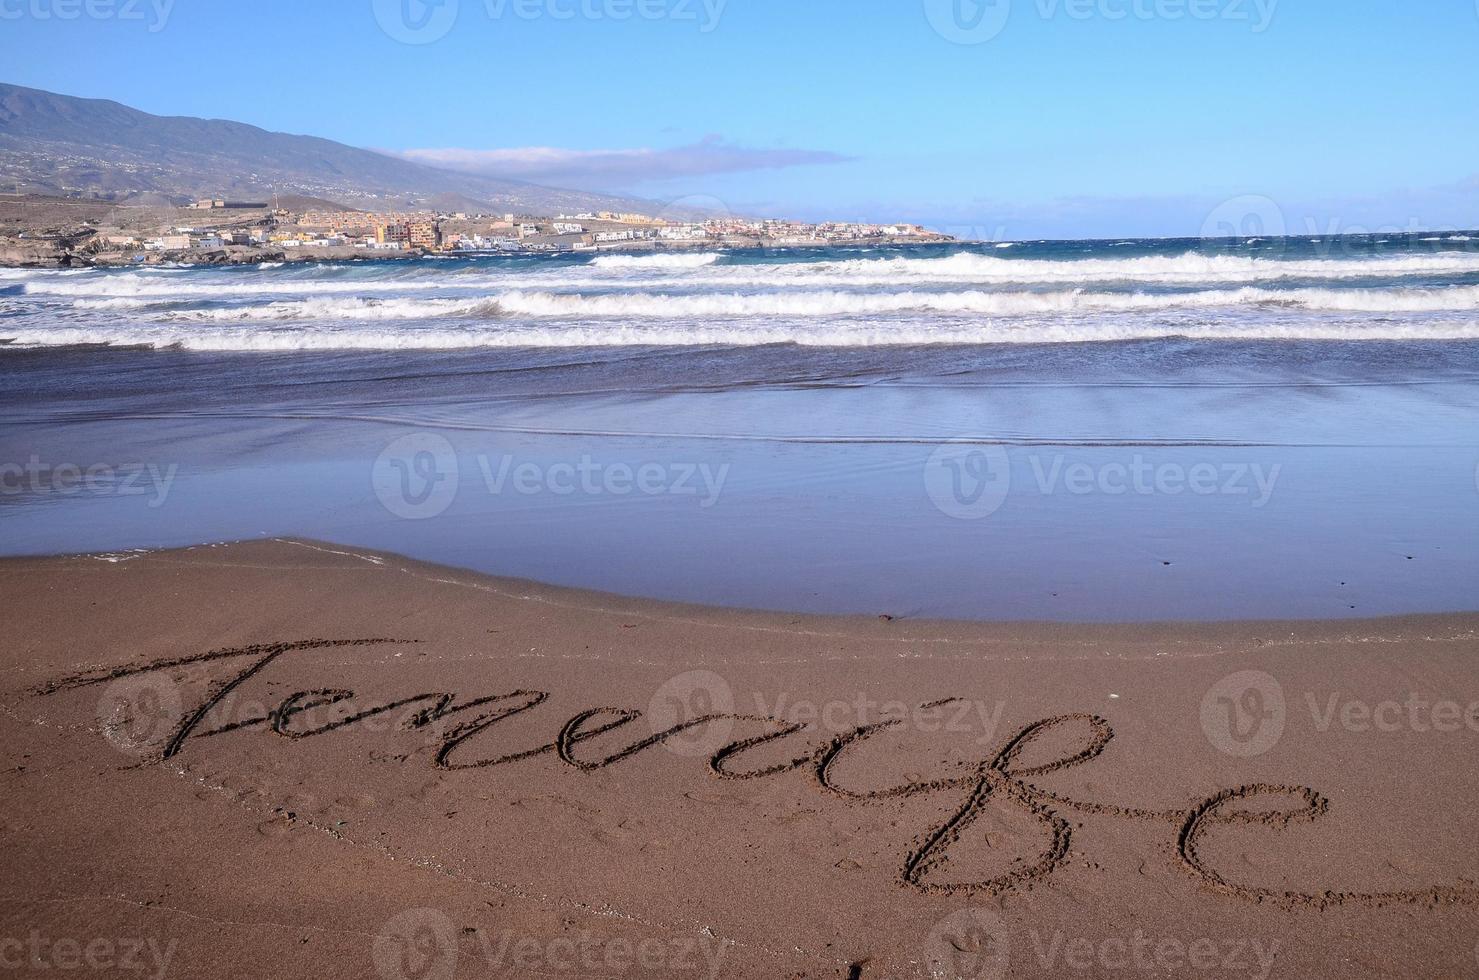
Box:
39;638;1479;910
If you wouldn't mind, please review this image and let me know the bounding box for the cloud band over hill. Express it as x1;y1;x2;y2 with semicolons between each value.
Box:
397;135;852;189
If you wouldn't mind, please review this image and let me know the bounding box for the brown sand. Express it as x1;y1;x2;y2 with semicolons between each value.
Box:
2;539;1477;978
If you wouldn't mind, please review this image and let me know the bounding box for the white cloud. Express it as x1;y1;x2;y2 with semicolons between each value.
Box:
398;135;851;189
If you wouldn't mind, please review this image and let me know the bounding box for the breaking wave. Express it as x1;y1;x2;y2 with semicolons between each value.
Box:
16;250;1479;303
704;251;1479;286
86;285;1479;321
487;285;1479;317
589;252;722;269
6;240;1479;351
11;317;1479;351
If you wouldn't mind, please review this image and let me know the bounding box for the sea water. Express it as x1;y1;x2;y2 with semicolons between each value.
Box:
3;236;1477;620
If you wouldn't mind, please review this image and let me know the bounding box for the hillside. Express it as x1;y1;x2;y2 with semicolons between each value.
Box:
0;83;666;216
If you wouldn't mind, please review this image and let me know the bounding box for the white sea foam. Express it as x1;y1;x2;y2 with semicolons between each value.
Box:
0;267;94;280
508;285;1479;317
127;285;1479;321
153;296;502;320
11;317;1479;351
8;246;1479;351
699;251;1479;287
590;252;722;269
31;274;451;298
19;251;1479;304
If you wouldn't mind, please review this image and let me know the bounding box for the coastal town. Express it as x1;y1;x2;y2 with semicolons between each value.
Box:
0;193;953;268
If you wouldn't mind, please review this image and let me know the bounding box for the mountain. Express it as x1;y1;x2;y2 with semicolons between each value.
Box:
0;83;669;215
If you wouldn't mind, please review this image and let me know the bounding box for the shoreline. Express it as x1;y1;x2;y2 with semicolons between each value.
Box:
4;335;1475;625
0;237;957;270
17;537;1479;629
4;538;1478;977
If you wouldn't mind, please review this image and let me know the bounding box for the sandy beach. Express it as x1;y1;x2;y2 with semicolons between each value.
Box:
7;6;1479;977
3;539;1477;978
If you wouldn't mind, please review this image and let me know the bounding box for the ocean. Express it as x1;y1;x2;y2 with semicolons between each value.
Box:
5;236;1479;349
3;236;1478;620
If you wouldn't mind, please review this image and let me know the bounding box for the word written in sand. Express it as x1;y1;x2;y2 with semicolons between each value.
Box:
40;638;1479;910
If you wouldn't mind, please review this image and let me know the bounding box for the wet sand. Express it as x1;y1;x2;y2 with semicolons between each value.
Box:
6;340;1479;623
3;539;1478;978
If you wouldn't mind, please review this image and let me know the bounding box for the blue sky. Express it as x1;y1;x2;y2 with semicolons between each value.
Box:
3;0;1478;236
